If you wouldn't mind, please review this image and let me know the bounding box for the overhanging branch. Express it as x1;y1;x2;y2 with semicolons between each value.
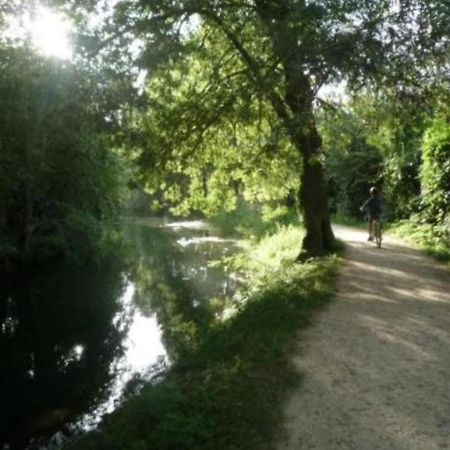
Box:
204;9;292;126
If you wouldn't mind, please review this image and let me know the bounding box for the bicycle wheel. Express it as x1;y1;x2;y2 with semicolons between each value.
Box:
374;221;382;248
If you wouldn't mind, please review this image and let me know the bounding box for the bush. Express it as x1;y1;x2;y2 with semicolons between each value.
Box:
389;218;450;263
420;115;450;224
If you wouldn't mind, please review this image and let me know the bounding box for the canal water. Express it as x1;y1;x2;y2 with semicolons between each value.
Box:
0;218;240;449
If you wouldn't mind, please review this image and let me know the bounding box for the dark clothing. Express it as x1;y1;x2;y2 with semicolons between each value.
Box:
361;195;383;240
361;196;383;217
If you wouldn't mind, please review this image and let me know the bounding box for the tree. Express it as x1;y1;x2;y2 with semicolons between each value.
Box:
132;42;301;219
0;43;126;263
420;113;450;226
338;91;427;220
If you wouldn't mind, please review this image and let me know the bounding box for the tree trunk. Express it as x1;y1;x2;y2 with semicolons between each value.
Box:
296;124;335;261
283;90;335;260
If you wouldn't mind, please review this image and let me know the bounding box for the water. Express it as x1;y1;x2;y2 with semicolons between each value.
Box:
0;218;239;449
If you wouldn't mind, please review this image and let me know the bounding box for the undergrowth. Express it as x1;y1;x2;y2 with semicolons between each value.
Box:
389;219;450;265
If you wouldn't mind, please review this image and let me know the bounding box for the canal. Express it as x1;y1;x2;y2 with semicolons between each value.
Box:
0;218;240;449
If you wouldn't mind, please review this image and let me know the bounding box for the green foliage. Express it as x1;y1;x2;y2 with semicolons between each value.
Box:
69;227;339;450
243;225;304;270
210;199;300;239
330;213;366;229
389;218;450;264
321;88;449;256
321;88;440;222
420;114;450;224
350;92;426;220
320;107;383;218
0;44;127;263
131;27;301;218
100;0;448;257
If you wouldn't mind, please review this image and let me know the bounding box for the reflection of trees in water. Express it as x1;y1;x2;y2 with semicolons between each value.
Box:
0;222;238;447
126;224;235;361
0;258;128;449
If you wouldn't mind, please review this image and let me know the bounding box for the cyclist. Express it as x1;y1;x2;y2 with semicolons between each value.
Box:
360;186;383;241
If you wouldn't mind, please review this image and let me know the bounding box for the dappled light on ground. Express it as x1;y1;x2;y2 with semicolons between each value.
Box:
278;225;450;450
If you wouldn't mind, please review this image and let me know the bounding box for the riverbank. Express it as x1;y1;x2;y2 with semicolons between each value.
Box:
69;226;340;450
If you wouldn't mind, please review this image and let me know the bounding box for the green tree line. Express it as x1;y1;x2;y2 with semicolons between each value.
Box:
321;87;449;249
0;35;130;266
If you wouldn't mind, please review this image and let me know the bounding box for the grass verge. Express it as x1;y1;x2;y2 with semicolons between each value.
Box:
69;226;339;450
388;219;450;265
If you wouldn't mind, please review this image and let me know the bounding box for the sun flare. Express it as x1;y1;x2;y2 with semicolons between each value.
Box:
30;7;73;59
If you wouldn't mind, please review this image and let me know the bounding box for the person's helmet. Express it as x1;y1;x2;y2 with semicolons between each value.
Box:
369;186;378;195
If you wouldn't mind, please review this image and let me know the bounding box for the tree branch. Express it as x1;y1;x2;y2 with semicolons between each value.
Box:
204;9;292;126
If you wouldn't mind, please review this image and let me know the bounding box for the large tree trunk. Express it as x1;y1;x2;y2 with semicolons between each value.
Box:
295;123;335;260
282;76;335;260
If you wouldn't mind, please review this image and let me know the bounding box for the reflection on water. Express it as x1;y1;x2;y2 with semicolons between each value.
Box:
77;283;167;434
122;285;166;371
0;218;239;449
0;259;128;450
124;218;238;361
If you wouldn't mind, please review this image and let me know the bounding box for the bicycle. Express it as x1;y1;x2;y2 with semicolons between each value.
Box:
371;217;382;248
360;207;382;248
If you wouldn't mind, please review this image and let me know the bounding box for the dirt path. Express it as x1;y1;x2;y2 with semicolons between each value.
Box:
277;225;450;450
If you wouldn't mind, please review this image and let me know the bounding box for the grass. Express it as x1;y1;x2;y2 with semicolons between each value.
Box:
69;226;339;450
388;219;450;265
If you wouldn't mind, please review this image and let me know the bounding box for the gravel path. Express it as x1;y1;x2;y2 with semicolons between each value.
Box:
277;225;450;450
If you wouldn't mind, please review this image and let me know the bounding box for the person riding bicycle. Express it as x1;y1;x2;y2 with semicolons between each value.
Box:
360;186;383;241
